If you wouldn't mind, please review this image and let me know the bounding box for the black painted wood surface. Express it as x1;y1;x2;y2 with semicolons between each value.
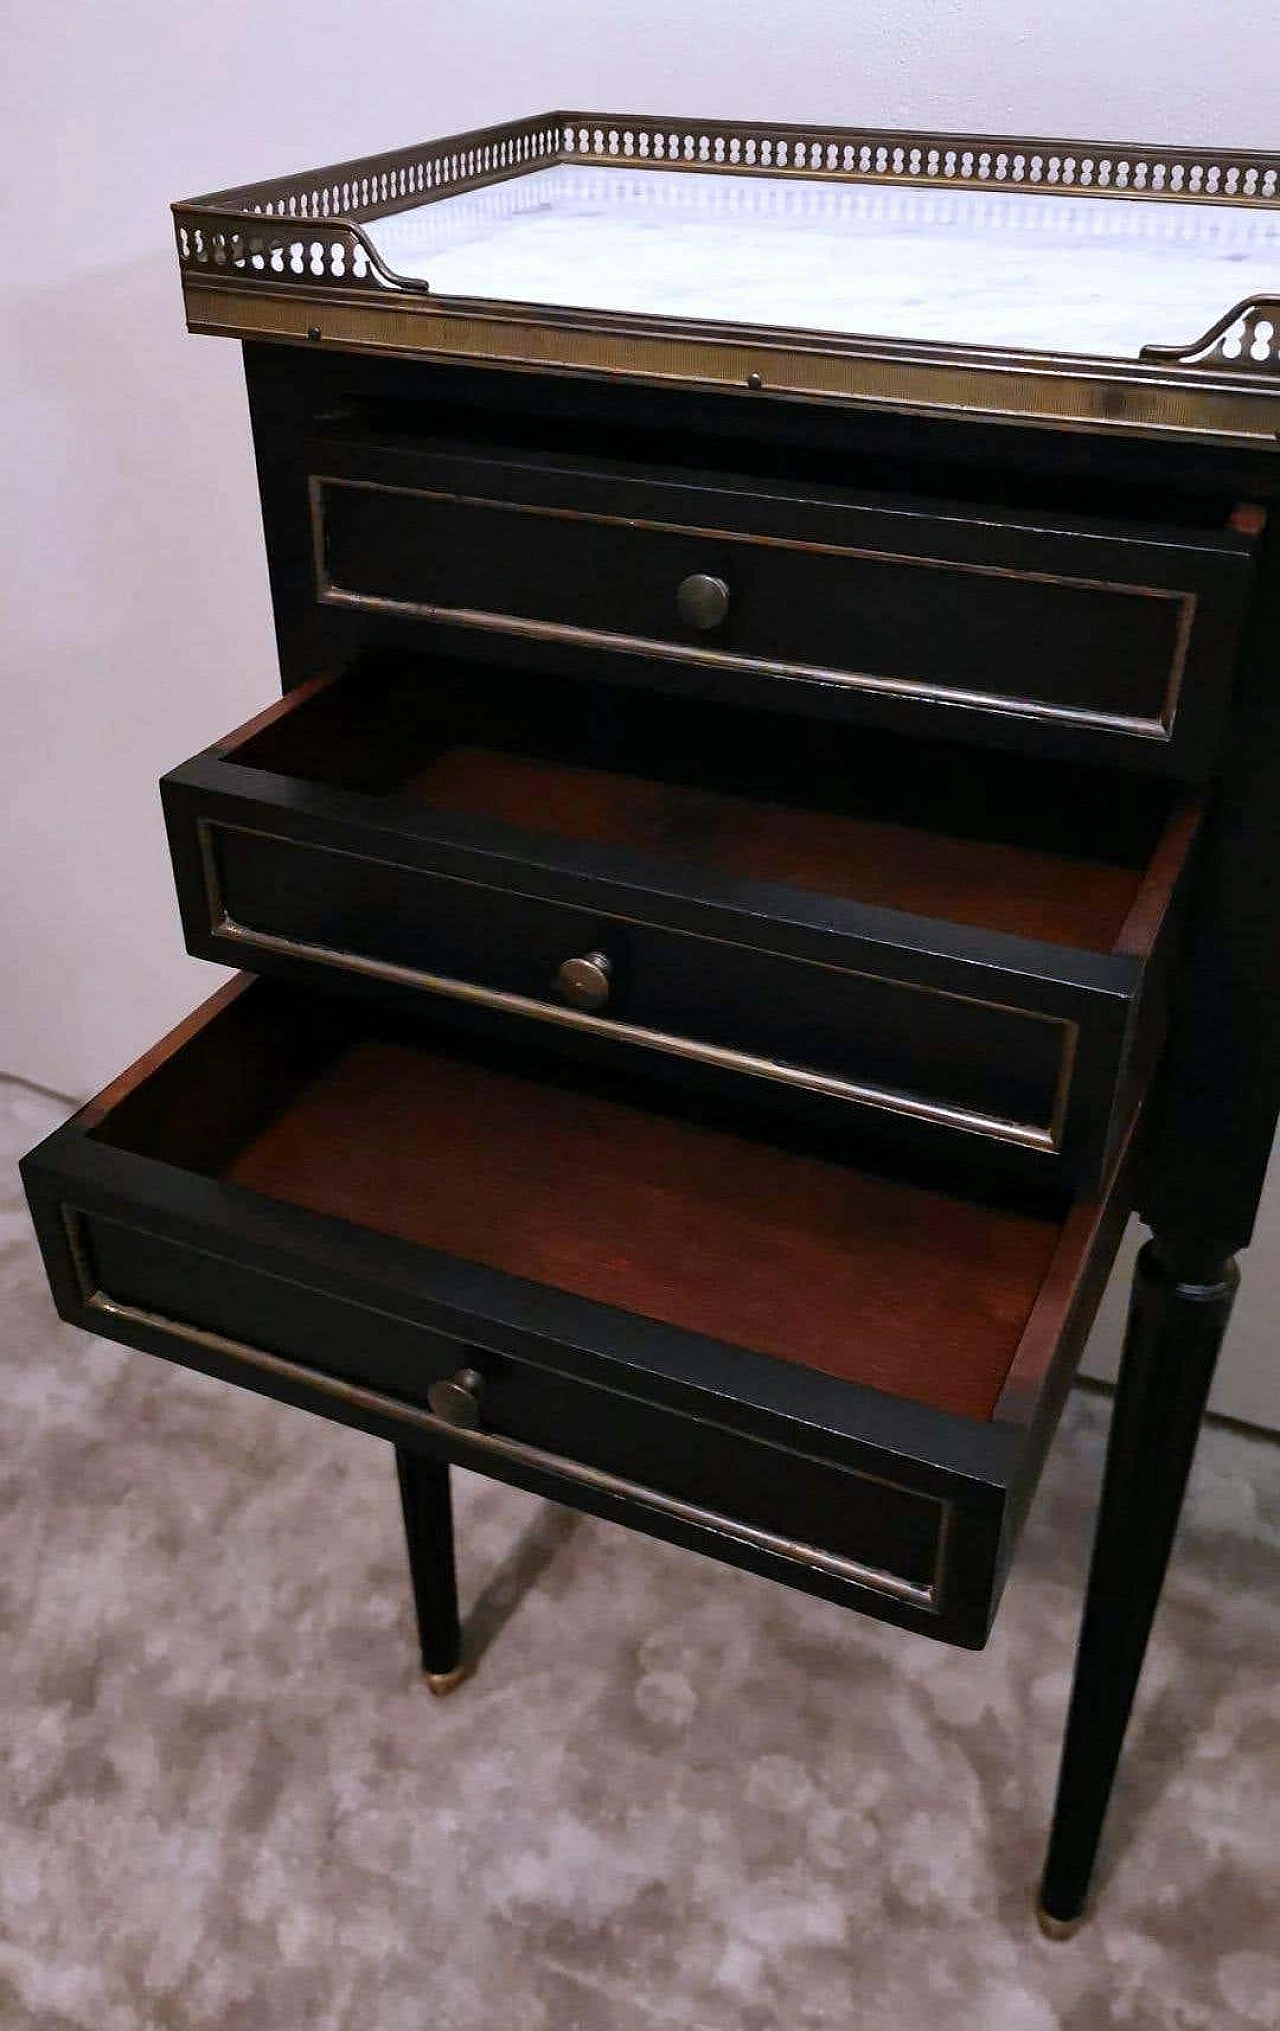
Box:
22;320;1280;1927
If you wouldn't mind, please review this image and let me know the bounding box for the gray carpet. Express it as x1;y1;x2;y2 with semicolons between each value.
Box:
2;1083;1277;2031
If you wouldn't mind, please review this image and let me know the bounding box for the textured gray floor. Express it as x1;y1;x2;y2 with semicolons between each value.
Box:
2;1082;1278;2031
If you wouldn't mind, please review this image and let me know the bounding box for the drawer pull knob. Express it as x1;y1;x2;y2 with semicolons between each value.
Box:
676;572;730;631
556;950;613;1012
428;1367;486;1430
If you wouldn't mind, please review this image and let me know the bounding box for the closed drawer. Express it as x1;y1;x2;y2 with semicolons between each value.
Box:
163;660;1200;1189
22;977;1137;1649
295;433;1259;771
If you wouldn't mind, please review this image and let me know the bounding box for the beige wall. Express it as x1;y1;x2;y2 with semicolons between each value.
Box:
4;3;1278;1421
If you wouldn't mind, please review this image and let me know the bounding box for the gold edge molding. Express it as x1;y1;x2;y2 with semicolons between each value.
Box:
195;816;1073;1154
311;472;1194;739
182;283;1280;446
60;1208;945;1610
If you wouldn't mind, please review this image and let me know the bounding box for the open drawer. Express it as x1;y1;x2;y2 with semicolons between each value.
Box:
163;658;1201;1190
23;978;1138;1649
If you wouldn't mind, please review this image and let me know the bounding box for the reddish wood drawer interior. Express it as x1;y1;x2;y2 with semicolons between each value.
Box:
226;661;1192;956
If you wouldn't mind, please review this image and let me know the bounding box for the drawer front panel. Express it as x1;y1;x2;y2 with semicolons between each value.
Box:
65;1204;949;1613
203;819;1077;1155
306;455;1255;763
318;477;1182;731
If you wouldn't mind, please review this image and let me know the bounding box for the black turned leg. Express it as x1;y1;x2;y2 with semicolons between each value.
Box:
395;1446;466;1694
1038;1237;1238;1935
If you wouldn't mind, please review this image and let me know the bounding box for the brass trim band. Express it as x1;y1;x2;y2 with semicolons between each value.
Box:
181;281;1280;445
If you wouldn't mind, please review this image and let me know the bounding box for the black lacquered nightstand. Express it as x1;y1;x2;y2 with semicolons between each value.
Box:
23;111;1280;1935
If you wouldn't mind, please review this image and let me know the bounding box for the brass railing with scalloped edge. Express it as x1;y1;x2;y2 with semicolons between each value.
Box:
173;111;564;295
557;114;1280;206
1140;296;1280;372
171;110;1280;419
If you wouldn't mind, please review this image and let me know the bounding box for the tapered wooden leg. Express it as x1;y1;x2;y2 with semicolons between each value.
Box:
395;1446;466;1693
1037;1237;1238;1935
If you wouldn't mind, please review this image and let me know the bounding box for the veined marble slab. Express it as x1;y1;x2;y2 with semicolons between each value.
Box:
363;164;1280;361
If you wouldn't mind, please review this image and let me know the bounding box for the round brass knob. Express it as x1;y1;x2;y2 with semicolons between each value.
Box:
427;1367;485;1430
556;950;612;1013
676;572;730;631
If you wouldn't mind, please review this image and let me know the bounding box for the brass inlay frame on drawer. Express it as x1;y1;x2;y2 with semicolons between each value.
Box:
196;816;1078;1154
309;474;1196;740
61;1206;950;1611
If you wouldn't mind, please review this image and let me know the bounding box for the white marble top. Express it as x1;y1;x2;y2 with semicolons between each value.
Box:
362;165;1280;360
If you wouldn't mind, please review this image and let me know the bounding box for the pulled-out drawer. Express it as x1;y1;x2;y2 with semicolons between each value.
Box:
22;977;1138;1649
162;660;1200;1189
286;431;1260;771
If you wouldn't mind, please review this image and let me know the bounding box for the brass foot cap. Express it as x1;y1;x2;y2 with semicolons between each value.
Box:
424;1662;469;1697
1036;1904;1087;1941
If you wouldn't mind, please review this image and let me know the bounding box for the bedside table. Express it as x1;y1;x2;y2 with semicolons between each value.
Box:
23;112;1280;1935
